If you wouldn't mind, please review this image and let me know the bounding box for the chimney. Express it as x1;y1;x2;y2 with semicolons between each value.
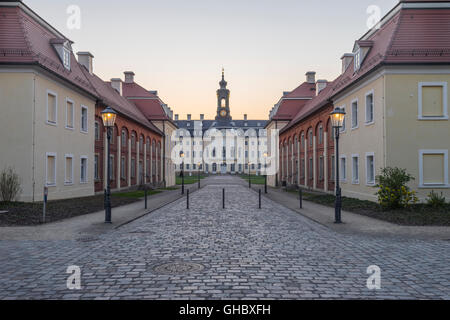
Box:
244;114;248;121
306;71;316;84
124;71;135;84
77;52;94;74
316;80;328;95
341;53;353;73
110;78;123;95
187;114;191;121
200;114;204;120
175;114;179;121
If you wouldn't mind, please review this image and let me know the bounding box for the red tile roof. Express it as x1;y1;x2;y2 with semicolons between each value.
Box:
282;3;450;133
79;67;163;135
270;82;316;121
0;5;97;97
122;81;175;124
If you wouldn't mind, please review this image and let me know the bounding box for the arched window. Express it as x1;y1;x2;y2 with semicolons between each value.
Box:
139;135;144;152
301;133;305;150
131;132;136;150
146;138;150;152
309;129;313;147
318;124;323;145
121;129;127;147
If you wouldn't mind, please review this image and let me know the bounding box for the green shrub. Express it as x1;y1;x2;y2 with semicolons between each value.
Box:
375;167;418;210
0;167;21;202
426;190;446;209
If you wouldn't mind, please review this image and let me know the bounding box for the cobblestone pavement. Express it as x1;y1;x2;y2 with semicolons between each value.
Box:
0;177;449;300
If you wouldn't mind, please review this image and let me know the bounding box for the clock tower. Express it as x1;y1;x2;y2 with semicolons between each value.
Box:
216;68;232;121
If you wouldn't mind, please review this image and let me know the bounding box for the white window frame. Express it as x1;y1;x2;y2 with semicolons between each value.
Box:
80;105;89;133
365;152;376;186
45;152;57;187
351;98;359;130
351;154;359;184
63;48;71;70
354;49;361;71
46;90;58;126
64;154;74;185
94;154;100;181
418;149;449;188
418;82;448;120
80;156;88;184
340;155;347;182
339;105;346;133
65;98;74;130
365;90;375;125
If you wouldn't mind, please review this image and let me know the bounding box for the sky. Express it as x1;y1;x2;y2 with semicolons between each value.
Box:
26;0;398;120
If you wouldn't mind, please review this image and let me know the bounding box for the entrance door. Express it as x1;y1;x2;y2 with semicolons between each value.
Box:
221;163;227;174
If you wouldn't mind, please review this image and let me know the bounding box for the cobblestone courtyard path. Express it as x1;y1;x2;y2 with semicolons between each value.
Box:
0;176;449;299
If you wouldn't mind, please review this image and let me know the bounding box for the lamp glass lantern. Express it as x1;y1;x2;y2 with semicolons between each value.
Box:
101;107;117;128
330;107;346;128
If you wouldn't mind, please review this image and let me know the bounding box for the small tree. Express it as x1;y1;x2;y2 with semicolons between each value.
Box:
375;167;418;210
0;167;21;202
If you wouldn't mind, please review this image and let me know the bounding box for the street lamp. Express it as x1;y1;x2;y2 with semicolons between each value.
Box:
330;107;346;224
263;152;268;194
100;106;117;224
180;151;185;195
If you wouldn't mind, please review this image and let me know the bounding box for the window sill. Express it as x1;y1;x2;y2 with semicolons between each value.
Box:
418;116;449;121
366;182;376;186
46;183;56;187
80;181;88;185
419;184;450;189
64;182;74;186
351;126;359;131
352;181;360;185
65;126;74;131
365;121;375;126
80;130;88;134
46;121;57;127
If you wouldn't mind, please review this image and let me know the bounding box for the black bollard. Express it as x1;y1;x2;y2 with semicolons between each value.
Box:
222;188;225;209
299;188;303;209
144;187;148;209
259;189;261;209
187;189;190;209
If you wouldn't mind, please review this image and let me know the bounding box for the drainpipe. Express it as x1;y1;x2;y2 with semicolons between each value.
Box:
32;75;36;202
162;121;166;188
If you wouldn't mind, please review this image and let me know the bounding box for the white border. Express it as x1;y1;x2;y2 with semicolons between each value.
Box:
351;154;359;184
365;152;376;186
80;105;89;133
340;155;347;182
418;82;448;120
46;90;58;126
45;152;57;187
418;149;449;188
365;90;375;125
64;154;74;185
65;98;74;130
80;155;88;184
351;98;359;130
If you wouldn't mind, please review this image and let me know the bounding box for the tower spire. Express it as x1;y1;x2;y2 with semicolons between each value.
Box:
222;67;224;80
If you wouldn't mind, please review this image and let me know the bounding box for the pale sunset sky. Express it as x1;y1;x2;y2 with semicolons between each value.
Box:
26;0;398;120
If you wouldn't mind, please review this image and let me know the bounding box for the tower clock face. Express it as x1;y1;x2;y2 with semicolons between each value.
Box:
220;108;227;117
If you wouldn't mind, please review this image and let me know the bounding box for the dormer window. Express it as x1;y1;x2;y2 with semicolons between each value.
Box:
354;49;361;71
63;48;71;70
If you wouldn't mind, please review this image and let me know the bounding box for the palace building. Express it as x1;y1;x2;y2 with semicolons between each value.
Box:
175;70;268;175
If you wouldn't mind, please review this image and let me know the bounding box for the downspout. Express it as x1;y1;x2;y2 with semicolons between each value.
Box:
32;75;36;202
162;121;166;188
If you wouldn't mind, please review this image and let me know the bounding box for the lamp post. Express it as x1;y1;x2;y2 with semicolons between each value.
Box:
180;151;185;195
197;162;201;189
100;106;117;224
263;152;268;194
248;161;251;188
330;107;346;224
